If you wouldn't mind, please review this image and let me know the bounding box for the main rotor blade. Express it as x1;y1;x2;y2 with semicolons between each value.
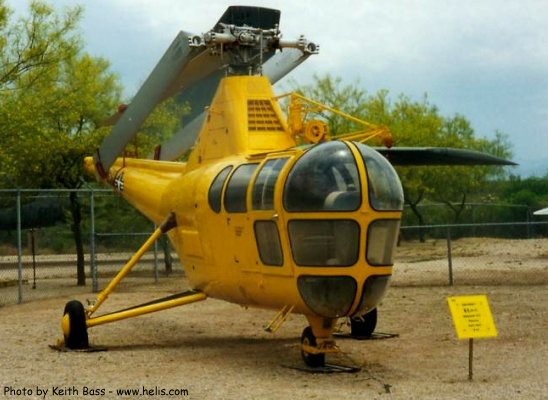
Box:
263;47;311;83
374;147;517;166
96;6;315;167
155;113;206;161
93;31;210;178
216;6;280;30
154;48;312;161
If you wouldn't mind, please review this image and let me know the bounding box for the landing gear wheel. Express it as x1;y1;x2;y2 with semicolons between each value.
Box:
351;308;377;337
301;326;325;368
62;300;89;349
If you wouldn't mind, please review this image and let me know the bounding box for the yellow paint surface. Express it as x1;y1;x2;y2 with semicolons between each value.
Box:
447;295;498;339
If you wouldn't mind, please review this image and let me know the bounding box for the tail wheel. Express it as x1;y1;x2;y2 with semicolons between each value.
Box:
300;326;325;368
62;300;89;349
351;307;378;337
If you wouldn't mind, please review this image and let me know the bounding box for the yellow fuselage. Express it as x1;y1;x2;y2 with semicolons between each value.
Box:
85;76;403;328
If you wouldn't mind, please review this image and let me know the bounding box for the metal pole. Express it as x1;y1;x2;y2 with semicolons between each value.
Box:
90;190;98;293
153;223;159;283
16;190;23;304
468;338;474;381
31;229;36;289
471;205;476;237
447;226;453;286
526;207;531;238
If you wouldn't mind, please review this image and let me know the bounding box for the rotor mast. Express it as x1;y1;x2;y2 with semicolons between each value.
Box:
188;22;318;76
92;6;319;179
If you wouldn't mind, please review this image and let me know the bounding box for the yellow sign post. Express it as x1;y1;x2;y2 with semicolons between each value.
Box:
447;295;497;381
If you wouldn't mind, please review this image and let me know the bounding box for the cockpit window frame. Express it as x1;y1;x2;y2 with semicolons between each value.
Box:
283;141;362;213
287;219;361;267
254;220;284;266
252;157;289;211
366;219;401;266
208;165;233;213
224;163;259;213
354;142;404;212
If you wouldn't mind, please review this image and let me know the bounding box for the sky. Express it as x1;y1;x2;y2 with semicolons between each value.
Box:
8;0;548;176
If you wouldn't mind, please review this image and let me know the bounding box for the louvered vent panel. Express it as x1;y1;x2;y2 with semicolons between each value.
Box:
247;100;284;131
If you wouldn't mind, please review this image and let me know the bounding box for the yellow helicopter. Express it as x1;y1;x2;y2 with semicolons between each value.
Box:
60;6;514;368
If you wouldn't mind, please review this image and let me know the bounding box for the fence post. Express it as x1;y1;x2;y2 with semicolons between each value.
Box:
30;229;36;289
153;223;159;283
16;190;23;304
446;226;454;286
526;208;531;238
90;189;98;293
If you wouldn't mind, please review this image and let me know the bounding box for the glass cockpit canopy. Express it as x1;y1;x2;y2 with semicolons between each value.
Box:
283;141;404;212
354;142;404;211
283;141;361;212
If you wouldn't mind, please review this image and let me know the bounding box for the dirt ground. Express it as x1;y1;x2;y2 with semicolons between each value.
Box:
0;239;547;400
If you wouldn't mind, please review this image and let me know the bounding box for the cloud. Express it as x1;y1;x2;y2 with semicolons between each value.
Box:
5;0;548;175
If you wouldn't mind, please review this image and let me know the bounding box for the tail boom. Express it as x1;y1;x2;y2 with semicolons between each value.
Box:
84;156;185;224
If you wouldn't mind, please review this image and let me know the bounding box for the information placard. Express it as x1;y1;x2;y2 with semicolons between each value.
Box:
447;295;497;339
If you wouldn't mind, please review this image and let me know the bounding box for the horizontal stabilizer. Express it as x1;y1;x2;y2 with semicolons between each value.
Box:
374;147;517;166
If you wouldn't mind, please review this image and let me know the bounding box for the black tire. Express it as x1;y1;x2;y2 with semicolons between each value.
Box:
300;326;325;368
63;300;89;349
351;308;378;337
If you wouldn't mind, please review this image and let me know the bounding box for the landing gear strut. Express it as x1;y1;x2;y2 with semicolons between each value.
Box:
300;326;325;367
58;213;206;350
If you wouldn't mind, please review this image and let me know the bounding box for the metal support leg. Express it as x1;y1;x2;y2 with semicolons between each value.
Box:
87;291;206;328
86;213;176;317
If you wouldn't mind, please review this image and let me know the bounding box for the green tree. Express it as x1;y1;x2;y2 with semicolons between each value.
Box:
1;1;188;283
500;174;548;210
124;97;188;159
290;74;513;231
0;0;80;90
289;73;371;135
0;1;121;285
427;120;513;222
370;92;444;229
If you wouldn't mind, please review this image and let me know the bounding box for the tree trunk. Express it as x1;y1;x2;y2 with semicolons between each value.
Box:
408;202;427;242
69;191;86;286
445;193;467;224
404;189;426;242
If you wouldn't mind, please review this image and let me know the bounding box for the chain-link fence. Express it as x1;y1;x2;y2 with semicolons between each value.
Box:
394;222;548;287
1;189;547;306
0;189;180;306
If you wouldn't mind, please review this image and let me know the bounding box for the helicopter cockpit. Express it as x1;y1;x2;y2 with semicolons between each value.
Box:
206;139;403;318
282;140;404;318
283;141;403;266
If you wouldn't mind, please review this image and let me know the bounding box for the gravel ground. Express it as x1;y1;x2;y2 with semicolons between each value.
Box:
0;239;546;400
